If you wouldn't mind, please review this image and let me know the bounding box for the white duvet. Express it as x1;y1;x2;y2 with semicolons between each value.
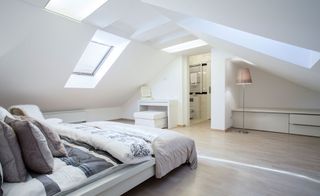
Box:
51;122;158;164
51;121;198;178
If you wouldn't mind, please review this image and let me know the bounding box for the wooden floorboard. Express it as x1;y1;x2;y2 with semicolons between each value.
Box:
124;120;320;196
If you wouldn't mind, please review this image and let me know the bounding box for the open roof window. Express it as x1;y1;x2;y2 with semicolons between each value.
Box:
73;41;113;76
65;30;130;88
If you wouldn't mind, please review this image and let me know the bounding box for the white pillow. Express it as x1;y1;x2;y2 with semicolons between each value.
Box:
0;162;3;194
0;162;3;184
0;107;13;121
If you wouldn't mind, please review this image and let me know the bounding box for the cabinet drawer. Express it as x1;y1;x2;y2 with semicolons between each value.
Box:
290;114;320;126
289;124;320;137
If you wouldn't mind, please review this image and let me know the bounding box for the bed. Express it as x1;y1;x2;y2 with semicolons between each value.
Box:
1;105;197;196
2;136;155;196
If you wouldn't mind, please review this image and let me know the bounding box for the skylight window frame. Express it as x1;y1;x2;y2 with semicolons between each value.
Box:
162;39;208;53
45;0;109;21
64;29;130;89
72;41;113;77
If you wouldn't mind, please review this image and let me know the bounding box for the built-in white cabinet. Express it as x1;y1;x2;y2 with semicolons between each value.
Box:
232;108;320;137
233;111;289;133
289;114;320;126
289;114;320;137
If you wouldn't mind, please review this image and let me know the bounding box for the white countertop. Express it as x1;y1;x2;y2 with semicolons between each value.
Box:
232;108;320;115
138;99;171;103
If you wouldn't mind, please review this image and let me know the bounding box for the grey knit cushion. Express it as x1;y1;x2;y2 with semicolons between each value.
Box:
5;117;54;174
14;116;67;157
31;120;67;157
0;121;28;182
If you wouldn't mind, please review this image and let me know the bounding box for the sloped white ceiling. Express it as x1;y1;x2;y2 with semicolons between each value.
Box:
1;0;319;111
141;0;320;92
142;0;320;52
0;0;175;111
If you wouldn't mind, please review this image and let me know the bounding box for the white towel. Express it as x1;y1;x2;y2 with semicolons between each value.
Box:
190;73;198;84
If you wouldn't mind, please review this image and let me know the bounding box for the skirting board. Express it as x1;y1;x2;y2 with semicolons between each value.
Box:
210;128;226;132
68;159;155;196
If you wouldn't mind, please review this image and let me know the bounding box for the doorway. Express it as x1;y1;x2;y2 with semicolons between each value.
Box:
187;53;211;125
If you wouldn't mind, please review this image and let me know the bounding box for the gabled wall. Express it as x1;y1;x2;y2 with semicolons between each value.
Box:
234;65;320;110
121;56;186;125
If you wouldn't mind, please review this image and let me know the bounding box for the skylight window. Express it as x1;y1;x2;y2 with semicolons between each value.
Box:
45;0;109;21
65;30;130;88
73;41;112;76
162;39;208;53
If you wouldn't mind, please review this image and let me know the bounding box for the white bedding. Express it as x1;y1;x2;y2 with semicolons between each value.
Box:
2;141;122;196
51;122;155;164
51;121;198;178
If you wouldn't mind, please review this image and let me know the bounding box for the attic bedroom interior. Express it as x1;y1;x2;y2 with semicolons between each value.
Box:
1;0;320;196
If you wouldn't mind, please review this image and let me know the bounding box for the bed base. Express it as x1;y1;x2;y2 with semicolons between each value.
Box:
67;159;155;196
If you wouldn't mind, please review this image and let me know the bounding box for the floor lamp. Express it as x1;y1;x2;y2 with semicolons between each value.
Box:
236;68;253;133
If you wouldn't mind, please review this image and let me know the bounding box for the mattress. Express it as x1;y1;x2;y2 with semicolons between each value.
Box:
133;111;167;120
135;118;167;128
2;139;126;196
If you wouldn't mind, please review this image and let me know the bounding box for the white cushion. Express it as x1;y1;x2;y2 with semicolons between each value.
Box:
0;162;3;184
8;105;45;121
134;111;167;120
0;107;14;121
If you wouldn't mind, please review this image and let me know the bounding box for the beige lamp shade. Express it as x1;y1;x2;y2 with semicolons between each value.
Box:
236;68;252;85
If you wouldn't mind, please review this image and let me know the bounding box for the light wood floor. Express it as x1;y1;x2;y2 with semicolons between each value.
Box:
123;120;320;196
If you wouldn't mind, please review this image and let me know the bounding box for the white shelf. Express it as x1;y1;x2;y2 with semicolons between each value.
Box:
232;108;320;115
232;108;320;137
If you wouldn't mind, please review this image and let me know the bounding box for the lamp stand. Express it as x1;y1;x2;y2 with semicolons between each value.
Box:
240;85;249;134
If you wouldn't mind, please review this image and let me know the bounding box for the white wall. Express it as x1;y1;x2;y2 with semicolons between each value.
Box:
44;107;122;123
188;53;211;65
211;49;234;130
121;56;186;125
226;59;239;128
149;57;183;101
234;65;320;110
121;92;141;120
150;57;185;125
85;107;122;121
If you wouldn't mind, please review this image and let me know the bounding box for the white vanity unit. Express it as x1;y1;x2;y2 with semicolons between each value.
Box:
138;99;178;129
232;108;320;137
